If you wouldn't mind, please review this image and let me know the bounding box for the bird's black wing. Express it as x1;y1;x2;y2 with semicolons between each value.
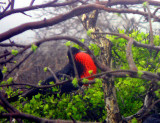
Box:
21;63;75;99
7;63;76;102
44;63;79;95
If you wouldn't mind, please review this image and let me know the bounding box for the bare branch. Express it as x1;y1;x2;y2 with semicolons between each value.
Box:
0;92;22;122
126;38;138;71
0;0;77;19
92;32;160;51
100;0;160;7
69;46;79;79
30;0;35;6
0;1;11;15
10;0;14;10
1;4;160;42
146;3;154;46
4;51;34;80
153;7;160;16
0;112;101;123
0;43;25;48
47;67;60;83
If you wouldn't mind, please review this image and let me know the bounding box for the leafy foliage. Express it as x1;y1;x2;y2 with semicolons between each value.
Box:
10;80;106;122
109;30;160;117
1;30;160;122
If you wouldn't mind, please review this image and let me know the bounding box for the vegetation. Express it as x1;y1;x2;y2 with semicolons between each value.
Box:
0;0;160;122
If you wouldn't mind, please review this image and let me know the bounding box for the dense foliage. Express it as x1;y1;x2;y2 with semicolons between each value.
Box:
0;30;160;122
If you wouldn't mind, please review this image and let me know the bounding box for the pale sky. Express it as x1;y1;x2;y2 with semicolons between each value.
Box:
0;0;160;43
0;0;44;43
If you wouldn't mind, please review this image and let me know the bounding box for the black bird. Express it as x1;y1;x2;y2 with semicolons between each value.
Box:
7;47;97;102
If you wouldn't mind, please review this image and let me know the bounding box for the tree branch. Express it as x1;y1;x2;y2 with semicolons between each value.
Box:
0;0;77;19
126;38;138;71
1;4;160;42
146;3;154;46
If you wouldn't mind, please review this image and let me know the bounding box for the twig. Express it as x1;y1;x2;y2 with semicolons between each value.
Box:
47;67;60;83
0;45;30;65
30;0;35;6
0;43;25;48
153;7;160;16
92;32;160;51
0;51;10;59
10;0;14;10
146;3;154;46
21;12;32;17
1;3;160;41
68;46;79;79
0;92;19;113
0;0;76;20
126;38;138;71
0;2;6;4
70;116;77;123
4;51;34;80
0;1;11;16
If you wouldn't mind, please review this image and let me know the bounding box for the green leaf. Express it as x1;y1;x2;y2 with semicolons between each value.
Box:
126;74;129;77
13;61;17;64
11;49;18;56
143;1;148;8
44;104;49;110
87;28;94;36
139;86;145;93
44;67;48;72
31;44;38;52
140;61;146;65
35;93;41;99
72;78;78;87
49;81;55;85
80;39;85;43
118;29;125;34
82;78;89;84
67;112;72;117
0;81;6;85
72;106;77;112
155;90;160;98
7;77;13;84
88;70;93;75
89;43;100;56
38;80;42;86
65;41;71;46
137;71;143;77
95;78;102;83
2;66;7;74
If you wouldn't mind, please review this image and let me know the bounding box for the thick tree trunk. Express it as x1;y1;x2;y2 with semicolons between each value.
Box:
80;10;122;122
103;77;122;123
